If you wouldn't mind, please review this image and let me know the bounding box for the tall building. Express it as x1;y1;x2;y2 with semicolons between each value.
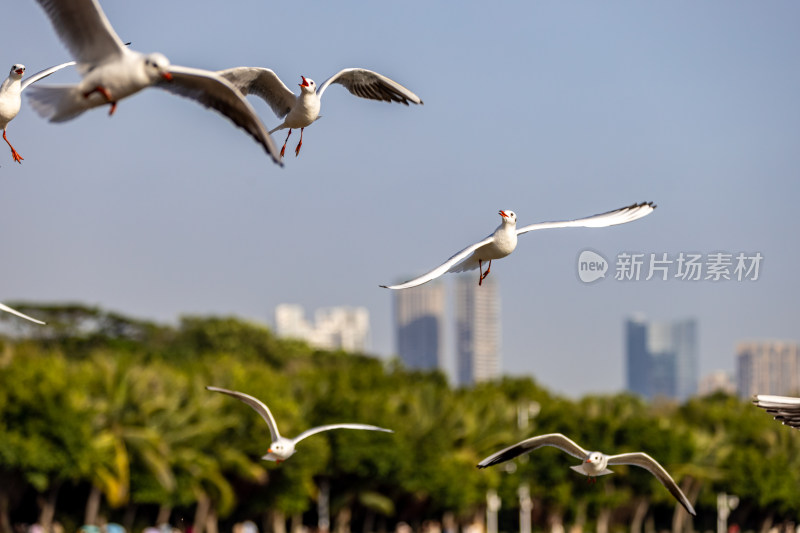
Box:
392;281;446;371
455;276;501;386
625;315;698;402
737;340;800;398
274;304;370;353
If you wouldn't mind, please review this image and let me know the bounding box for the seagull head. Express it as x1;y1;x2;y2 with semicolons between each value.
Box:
299;76;316;93
10;64;25;78
143;53;173;82
263;439;296;462
499;210;517;224
584;451;608;472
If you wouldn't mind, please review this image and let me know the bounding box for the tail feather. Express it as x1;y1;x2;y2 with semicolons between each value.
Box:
26;85;91;123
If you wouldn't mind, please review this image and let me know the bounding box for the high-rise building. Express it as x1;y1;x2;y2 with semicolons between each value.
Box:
455;276;501;386
625;315;698;401
392;281;446;371
737;340;800;398
274;304;370;353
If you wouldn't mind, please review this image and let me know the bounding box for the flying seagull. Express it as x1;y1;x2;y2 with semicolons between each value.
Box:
0;302;45;325
753;395;800;430
26;0;282;165
382;201;656;289
217;67;423;157
0;61;75;163
478;433;695;516
206;386;393;462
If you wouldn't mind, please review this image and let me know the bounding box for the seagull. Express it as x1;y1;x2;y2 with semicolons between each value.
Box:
753;395;800;430
0;302;45;325
477;433;695;516
0;61;75;163
206;386;393;462
26;0;282;165
216;67;423;157
381;201;656;289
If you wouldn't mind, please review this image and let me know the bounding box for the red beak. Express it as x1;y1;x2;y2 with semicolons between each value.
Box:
299;76;309;87
15;69;24;75
162;72;173;81
499;210;507;218
267;448;273;454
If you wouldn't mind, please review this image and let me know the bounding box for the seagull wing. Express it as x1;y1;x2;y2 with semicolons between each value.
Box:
516;202;656;236
216;67;296;119
206;386;281;441
156;65;282;165
21;61;76;91
292;423;393;445
317;68;423;105
32;0;128;66
380;235;496;290
607;452;696;516
0;302;45;325
754;394;800;429
477;433;590;468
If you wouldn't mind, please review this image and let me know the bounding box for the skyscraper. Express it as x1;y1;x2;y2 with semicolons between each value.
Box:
392;281;446;371
275;304;370;352
455;276;501;386
737;340;800;398
625;315;698;401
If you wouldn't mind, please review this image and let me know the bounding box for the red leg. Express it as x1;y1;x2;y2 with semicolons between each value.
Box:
83;86;117;116
294;127;304;156
280;129;292;158
478;260;484;286
479;260;492;285
3;130;23;164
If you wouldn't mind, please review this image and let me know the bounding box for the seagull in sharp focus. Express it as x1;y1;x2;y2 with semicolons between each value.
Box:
0;61;75;163
217;67;423;157
753;395;800;430
0;302;45;325
381;201;656;289
206;386;393;462
478;433;695;516
26;0;282;165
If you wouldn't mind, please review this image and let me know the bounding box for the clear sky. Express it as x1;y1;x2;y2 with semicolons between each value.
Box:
2;1;798;397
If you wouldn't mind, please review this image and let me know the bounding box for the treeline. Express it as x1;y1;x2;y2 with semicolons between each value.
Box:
1;305;799;533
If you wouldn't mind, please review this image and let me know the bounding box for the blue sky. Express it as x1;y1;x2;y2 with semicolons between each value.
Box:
2;1;798;396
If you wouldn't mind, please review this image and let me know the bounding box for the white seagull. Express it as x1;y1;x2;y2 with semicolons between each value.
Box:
216;67;423;157
0;61;75;163
26;0;282;165
206;386;393;462
478;433;695;516
0;302;45;325
753;395;800;430
382;201;656;289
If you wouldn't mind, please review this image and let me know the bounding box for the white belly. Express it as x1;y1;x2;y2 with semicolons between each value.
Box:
0;92;21;128
80;57;151;104
284;94;320;129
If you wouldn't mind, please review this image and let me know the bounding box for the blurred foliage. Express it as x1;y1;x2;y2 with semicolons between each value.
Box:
1;304;800;533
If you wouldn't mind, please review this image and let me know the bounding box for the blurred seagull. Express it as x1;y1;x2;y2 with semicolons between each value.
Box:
26;0;282;165
206;386;393;462
0;61;75;163
477;433;695;516
753;395;800;430
0;302;45;325
382;201;656;289
217;67;423;157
